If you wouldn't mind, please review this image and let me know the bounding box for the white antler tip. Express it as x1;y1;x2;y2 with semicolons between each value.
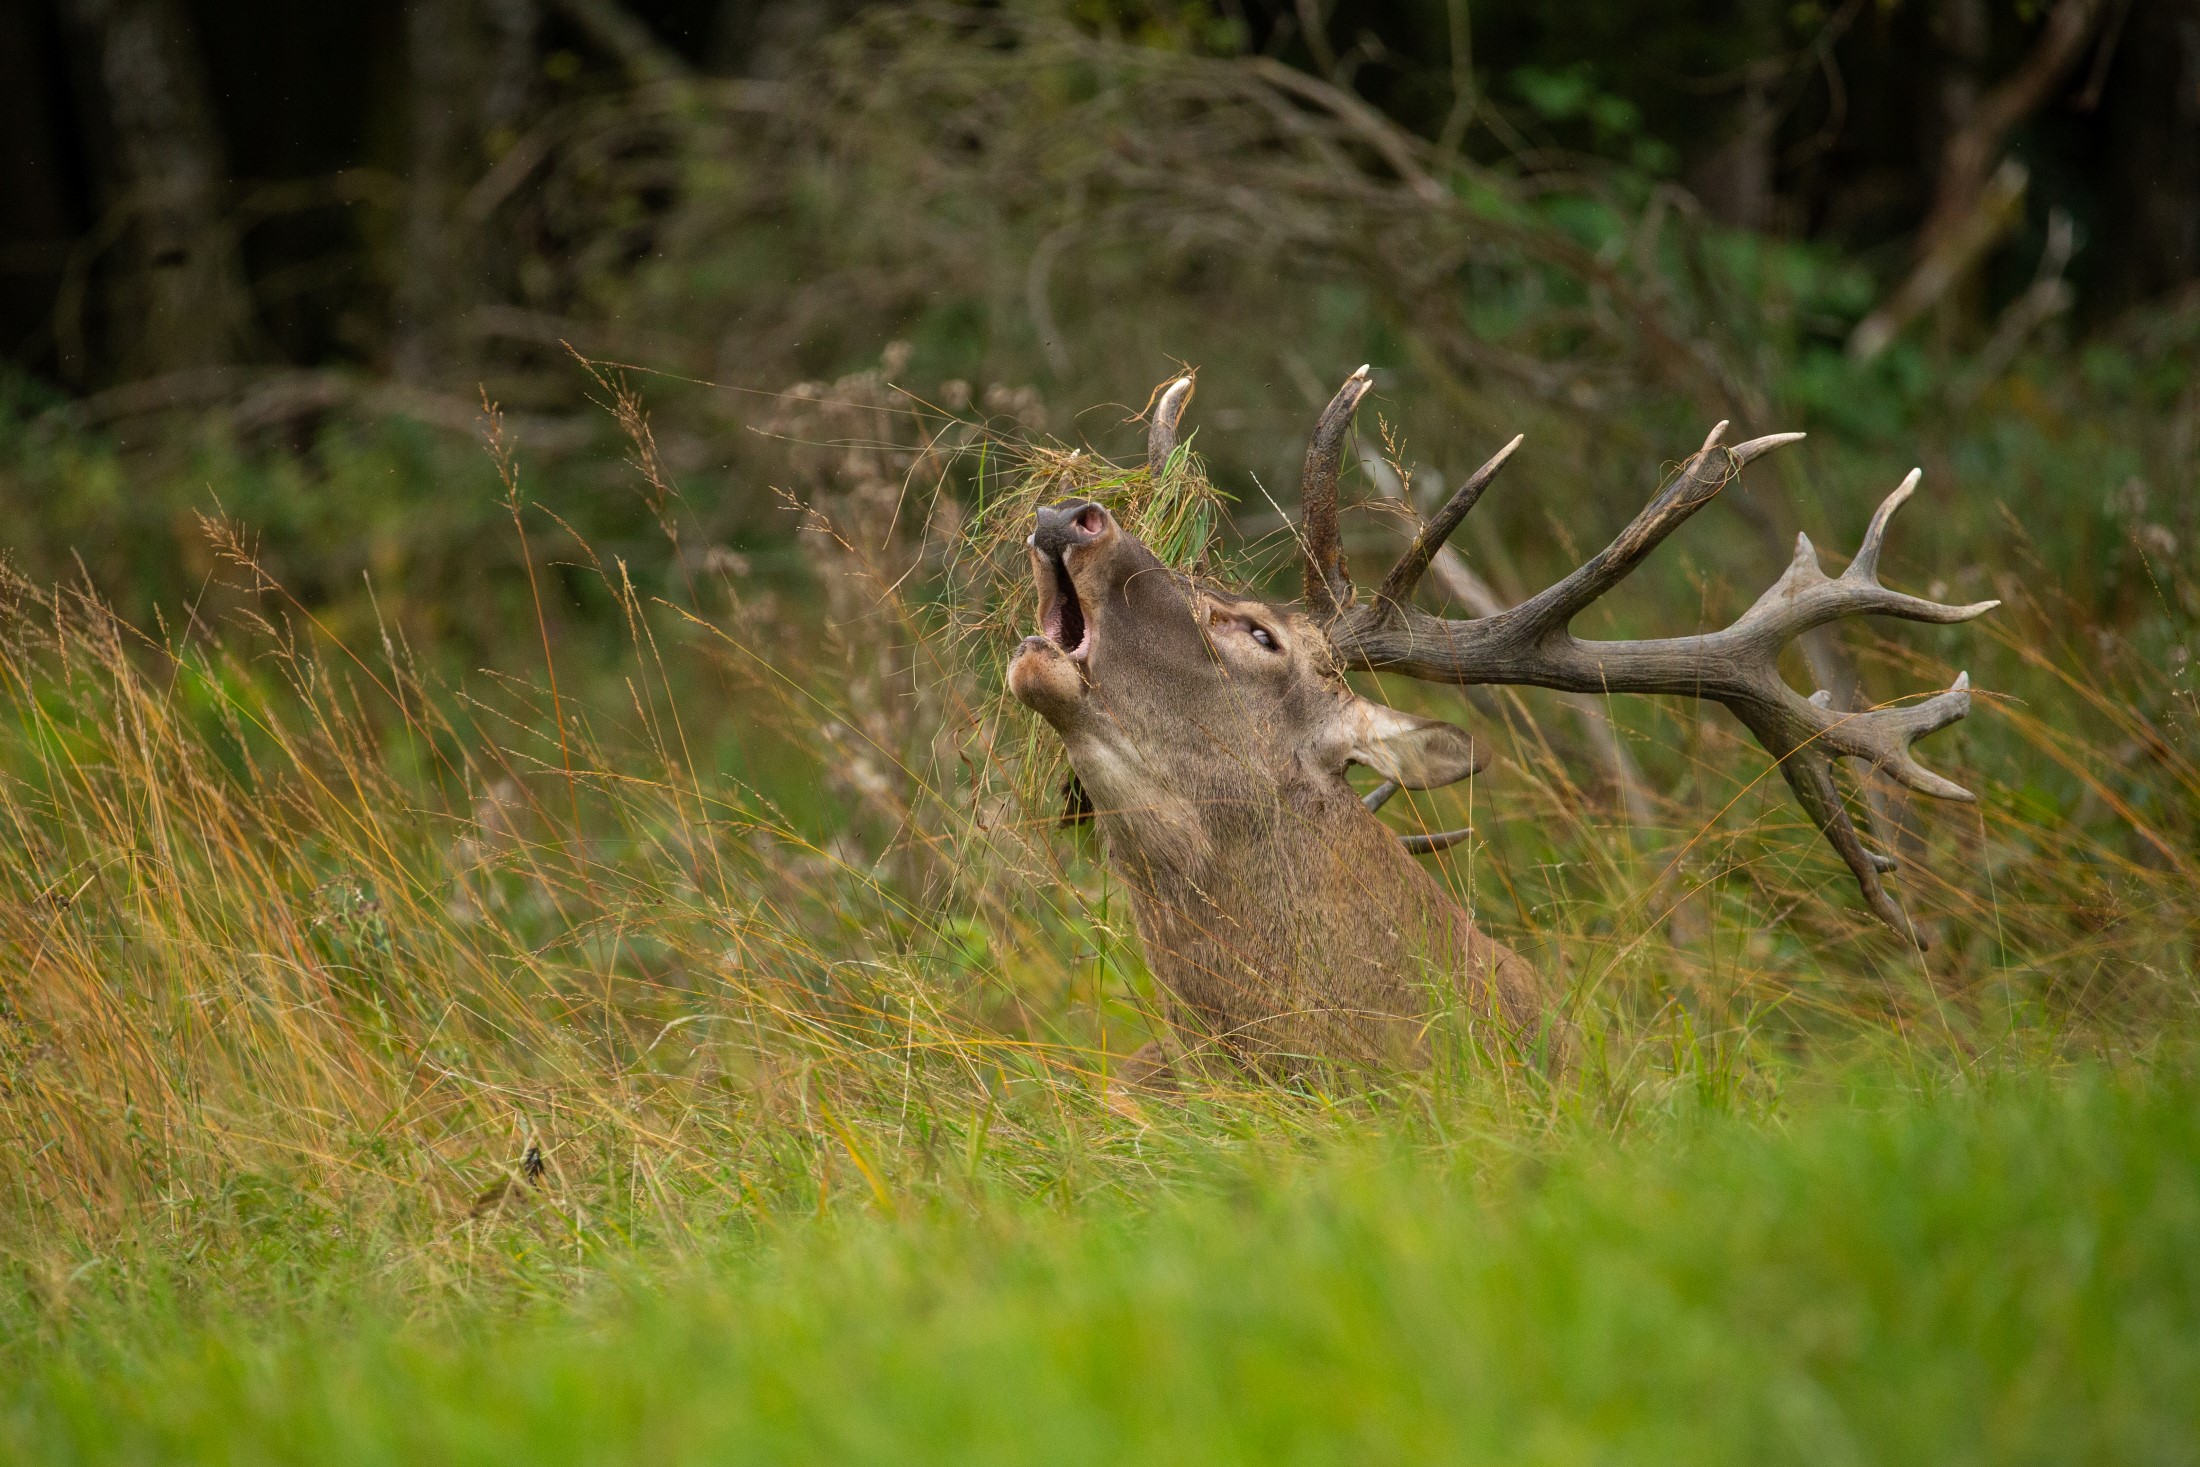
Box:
1952;670;1970;691
1353;364;1372;379
1732;430;1806;464
1475;433;1527;473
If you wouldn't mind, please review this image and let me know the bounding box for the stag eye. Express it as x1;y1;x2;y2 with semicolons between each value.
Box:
1249;625;1278;650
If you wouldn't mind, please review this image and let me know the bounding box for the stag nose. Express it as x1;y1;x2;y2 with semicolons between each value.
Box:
1031;501;1110;560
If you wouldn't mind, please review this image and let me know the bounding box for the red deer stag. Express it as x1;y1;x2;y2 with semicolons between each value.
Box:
1007;369;1997;1083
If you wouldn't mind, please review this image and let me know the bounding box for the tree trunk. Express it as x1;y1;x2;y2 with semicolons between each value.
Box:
393;0;542;384
66;0;253;382
2095;0;2200;315
394;0;544;385
0;2;82;374
1688;0;1783;233
1918;0;2108;257
482;0;540;145
394;0;476;384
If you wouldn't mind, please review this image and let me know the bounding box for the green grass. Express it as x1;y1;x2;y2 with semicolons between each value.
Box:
2;270;2195;1462
5;1066;2196;1464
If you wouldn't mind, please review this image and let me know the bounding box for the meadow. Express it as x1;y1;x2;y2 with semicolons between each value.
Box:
3;10;2199;1452
1;318;2196;1458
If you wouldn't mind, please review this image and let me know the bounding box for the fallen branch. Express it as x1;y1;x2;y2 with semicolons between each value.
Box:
1848;158;2028;362
1849;0;2109;362
1948;208;2078;406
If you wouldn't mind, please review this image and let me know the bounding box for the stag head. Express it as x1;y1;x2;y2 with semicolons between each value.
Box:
1008;498;1485;858
1008;369;1997;1081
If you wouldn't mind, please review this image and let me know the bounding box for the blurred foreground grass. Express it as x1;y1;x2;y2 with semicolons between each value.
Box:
5;1067;2197;1463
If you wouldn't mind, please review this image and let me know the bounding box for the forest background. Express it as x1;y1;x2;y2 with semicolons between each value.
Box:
1;1;2198;1460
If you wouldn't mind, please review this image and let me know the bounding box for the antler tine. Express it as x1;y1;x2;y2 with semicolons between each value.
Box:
1847;468;1920;583
1505;423;1802;636
1374;433;1524;609
1755;671;1979;945
1765;735;1920;941
1731;470;2000;636
1364;776;1472;856
1301;365;1375;618
1732;430;1808;464
1826;674;1979;803
1146;373;1197;474
1325;433;2002;946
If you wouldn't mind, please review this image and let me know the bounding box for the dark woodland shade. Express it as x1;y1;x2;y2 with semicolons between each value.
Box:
2;0;2196;386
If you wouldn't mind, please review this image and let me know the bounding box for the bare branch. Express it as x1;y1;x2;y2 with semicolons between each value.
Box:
1849;0;2109;362
1849;158;2030;362
547;0;691;87
1917;0;2108;257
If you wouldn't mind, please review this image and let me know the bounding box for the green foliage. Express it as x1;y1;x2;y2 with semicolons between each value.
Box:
1510;62;1676;174
5;1071;2197;1462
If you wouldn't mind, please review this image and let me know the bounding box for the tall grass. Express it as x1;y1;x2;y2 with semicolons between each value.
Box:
0;363;2193;1310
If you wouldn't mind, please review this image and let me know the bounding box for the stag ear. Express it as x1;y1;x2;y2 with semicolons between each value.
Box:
1339;699;1486;789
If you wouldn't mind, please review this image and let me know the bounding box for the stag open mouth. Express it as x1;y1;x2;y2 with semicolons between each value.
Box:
1037;551;1090;661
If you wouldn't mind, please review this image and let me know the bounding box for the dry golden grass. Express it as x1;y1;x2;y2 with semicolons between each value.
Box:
0;375;2191;1278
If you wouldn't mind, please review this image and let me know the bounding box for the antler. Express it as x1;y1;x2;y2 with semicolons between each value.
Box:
1298;372;1999;945
1300;365;1375;616
1146;374;1198;472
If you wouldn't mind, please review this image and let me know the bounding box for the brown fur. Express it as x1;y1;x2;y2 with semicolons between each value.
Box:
1009;503;1552;1085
